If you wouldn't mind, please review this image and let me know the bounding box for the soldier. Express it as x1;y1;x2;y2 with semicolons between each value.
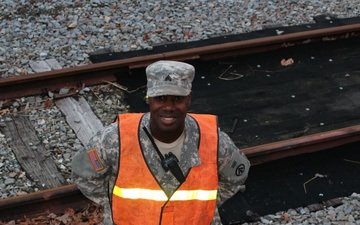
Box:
71;60;250;225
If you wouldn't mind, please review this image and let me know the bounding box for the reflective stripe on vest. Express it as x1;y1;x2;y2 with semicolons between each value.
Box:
113;186;217;201
112;113;219;225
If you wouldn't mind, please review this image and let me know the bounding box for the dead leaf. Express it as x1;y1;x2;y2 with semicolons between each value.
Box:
0;203;103;224
56;213;70;223
43;101;53;108
78;34;86;40
75;1;82;7
1;108;9;116
281;58;294;66
282;213;290;222
64;208;75;217
143;33;150;41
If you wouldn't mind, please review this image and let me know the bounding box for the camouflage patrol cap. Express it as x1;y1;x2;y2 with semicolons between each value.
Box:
146;60;195;97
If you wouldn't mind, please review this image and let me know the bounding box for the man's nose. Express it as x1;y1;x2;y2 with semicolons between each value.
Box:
163;97;175;110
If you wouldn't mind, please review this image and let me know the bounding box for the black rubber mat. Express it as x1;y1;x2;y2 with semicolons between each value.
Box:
116;36;360;148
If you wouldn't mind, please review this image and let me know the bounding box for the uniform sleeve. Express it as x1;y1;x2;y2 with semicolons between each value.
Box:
217;130;250;206
71;123;119;224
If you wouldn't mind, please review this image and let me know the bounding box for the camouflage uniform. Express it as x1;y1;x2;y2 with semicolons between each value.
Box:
72;112;250;225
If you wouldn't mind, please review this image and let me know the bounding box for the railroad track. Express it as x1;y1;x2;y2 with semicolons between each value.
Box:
1;22;360;100
1;20;360;224
1;127;360;223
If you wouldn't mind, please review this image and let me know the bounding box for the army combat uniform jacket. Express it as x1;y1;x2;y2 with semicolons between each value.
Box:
71;112;250;224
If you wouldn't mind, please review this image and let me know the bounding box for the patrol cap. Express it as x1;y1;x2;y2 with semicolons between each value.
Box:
146;60;195;97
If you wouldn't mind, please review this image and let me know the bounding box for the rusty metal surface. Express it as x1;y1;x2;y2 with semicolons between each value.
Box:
1;23;360;100
0;184;91;221
242;124;360;165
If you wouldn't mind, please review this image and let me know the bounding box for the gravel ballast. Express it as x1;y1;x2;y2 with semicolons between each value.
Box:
0;0;360;224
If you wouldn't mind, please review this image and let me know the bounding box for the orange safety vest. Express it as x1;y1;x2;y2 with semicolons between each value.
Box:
112;113;219;225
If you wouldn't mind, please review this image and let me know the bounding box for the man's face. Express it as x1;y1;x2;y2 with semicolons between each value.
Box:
148;93;192;143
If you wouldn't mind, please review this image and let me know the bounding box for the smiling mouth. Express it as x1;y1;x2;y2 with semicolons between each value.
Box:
160;116;177;124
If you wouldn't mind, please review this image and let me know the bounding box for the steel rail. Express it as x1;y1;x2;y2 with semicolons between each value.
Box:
0;184;90;221
1;23;360;100
1;124;360;221
243;124;360;165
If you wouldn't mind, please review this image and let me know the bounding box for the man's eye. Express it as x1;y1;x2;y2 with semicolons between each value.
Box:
175;96;184;101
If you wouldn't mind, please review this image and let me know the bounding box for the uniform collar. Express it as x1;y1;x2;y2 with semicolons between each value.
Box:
139;113;201;177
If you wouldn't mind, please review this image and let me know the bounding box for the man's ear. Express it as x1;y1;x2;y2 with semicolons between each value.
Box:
188;92;192;106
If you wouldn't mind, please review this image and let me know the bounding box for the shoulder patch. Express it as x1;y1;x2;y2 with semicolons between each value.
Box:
87;149;104;171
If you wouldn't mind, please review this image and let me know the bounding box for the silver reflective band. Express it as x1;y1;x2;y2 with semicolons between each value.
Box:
113;186;217;201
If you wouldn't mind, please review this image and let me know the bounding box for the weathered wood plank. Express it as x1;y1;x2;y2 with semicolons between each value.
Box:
55;96;103;146
0;116;66;189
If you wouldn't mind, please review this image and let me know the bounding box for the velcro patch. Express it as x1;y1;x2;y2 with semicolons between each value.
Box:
87;149;104;171
220;151;249;181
